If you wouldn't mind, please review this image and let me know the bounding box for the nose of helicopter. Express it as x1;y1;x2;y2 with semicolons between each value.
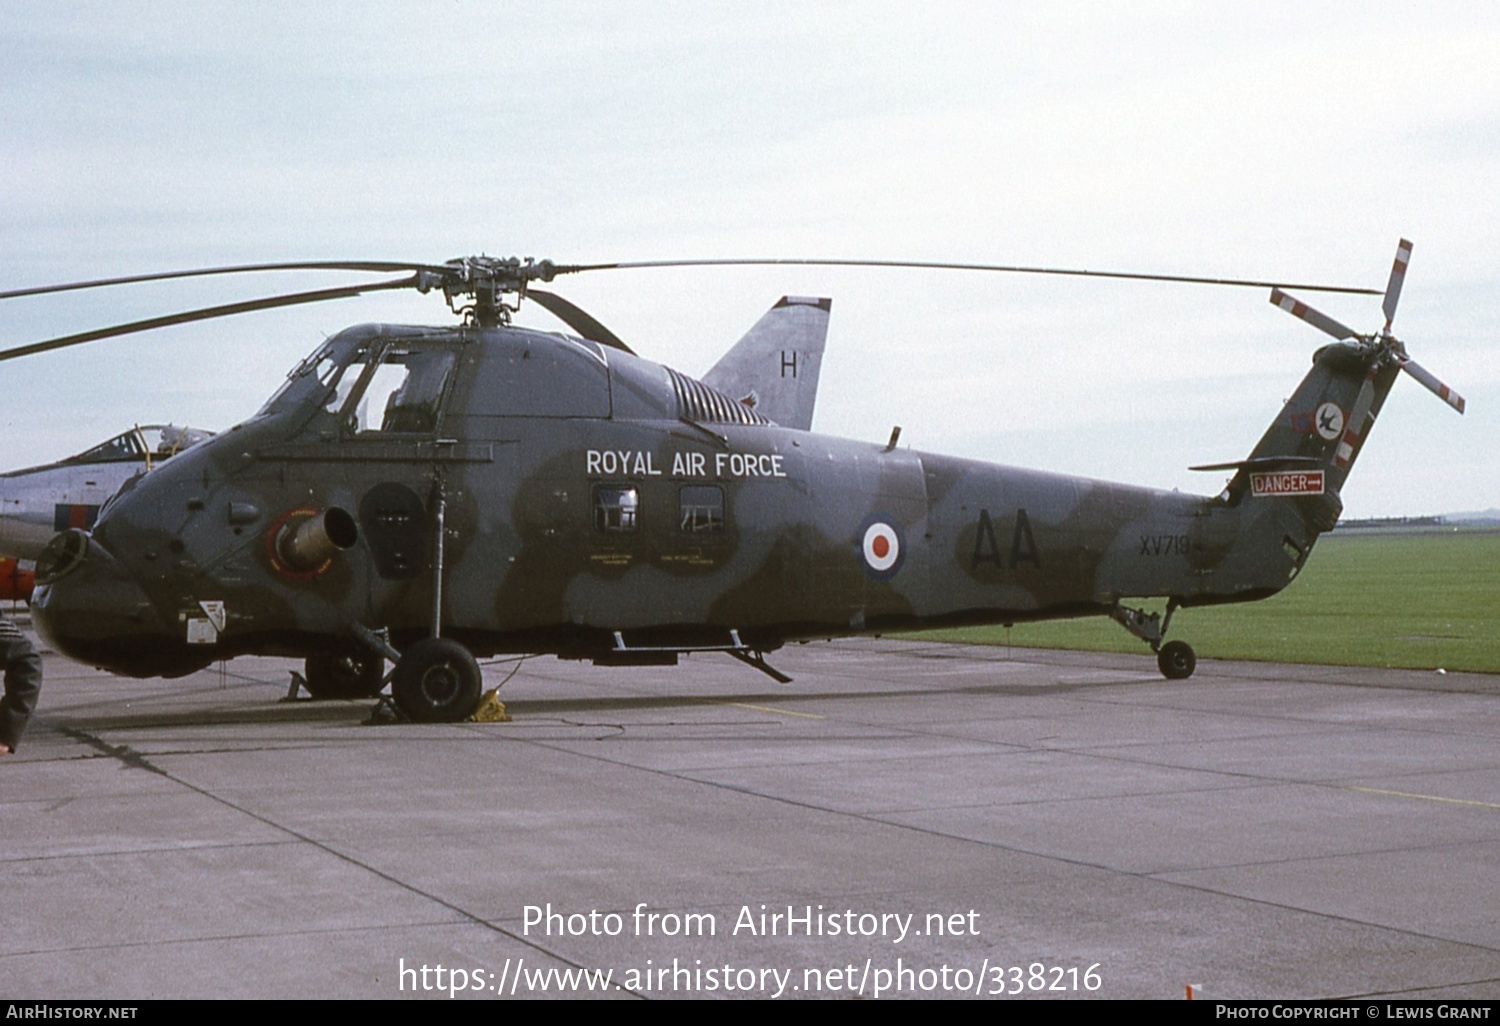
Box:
32;529;193;677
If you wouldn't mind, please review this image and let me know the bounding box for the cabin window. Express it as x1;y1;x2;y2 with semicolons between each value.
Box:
593;485;639;533
679;486;724;534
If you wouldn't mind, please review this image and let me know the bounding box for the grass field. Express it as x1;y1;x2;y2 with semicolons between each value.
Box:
907;528;1500;674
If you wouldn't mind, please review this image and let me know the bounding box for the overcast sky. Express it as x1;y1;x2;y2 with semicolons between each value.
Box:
3;2;1496;518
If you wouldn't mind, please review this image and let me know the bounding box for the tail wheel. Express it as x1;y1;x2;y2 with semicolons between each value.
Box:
392;637;482;723
1157;640;1197;680
304;651;385;699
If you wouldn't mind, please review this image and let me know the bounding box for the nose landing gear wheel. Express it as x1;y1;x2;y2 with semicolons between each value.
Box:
303;651;386;699
392;637;482;722
1157;640;1197;680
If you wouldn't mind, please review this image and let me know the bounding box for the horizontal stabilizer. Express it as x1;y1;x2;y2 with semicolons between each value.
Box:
1189;456;1324;473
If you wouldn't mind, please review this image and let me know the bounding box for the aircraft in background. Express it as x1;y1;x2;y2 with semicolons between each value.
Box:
0;558;33;603
0;425;211;599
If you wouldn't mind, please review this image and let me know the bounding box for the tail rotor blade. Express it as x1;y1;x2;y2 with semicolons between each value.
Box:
1399;357;1466;414
1269;288;1359;341
1333;367;1379;469
1382;239;1412;331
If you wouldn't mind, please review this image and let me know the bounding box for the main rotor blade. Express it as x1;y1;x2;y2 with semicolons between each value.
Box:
1269;288;1359;341
525;289;634;354
557;258;1383;295
1399;357;1466;414
1382;238;1412;331
0;261;450;302
0;276;419;363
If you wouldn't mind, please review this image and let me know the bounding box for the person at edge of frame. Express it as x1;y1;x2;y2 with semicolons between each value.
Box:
0;612;42;755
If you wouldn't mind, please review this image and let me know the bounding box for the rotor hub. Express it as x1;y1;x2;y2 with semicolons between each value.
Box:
424;256;559;328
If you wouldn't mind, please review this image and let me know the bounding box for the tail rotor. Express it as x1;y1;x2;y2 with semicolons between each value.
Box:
1269;238;1465;417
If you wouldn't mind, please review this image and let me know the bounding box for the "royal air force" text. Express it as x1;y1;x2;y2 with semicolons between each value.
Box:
585;449;787;480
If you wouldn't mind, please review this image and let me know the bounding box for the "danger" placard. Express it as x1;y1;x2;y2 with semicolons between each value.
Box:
1250;470;1325;497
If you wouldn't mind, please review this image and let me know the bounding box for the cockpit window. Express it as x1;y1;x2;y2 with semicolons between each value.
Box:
257;338;457;431
324;344;373;414
342;346;457;434
71;430;145;463
315;354;341;388
258;342;342;414
61;426;212;466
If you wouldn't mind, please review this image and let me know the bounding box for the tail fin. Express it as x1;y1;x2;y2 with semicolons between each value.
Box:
1191;342;1400;531
702;296;830;431
1184;341;1400;599
1231;341;1401;528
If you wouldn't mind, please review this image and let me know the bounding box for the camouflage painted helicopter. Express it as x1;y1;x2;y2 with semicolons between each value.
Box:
0;242;1462;721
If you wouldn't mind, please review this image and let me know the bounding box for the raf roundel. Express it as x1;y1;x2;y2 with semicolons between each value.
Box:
858;516;905;579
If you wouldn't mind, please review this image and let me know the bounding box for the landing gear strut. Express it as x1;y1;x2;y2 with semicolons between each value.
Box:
1111;598;1196;680
348;481;484;724
347;622;484;723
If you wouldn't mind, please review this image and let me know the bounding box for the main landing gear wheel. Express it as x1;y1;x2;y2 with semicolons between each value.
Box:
392;637;482;723
303;651;386;699
1157;640;1197;680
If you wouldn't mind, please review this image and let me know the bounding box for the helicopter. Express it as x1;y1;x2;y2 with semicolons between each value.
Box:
0;242;1463;722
